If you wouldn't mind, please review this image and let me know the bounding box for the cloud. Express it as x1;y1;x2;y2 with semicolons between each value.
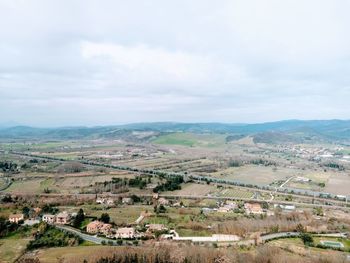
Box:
80;41;246;94
0;0;349;126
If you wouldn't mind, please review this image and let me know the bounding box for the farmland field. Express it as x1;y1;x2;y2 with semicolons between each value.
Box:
217;188;254;199
152;133;227;148
163;183;216;196
0;234;32;263
210;165;294;185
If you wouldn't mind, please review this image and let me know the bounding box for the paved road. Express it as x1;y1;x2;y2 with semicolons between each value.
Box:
261;232;300;241
261;232;348;242
55;225;117;245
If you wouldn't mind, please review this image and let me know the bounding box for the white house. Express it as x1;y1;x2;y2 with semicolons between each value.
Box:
42;214;56;224
115;227;135;239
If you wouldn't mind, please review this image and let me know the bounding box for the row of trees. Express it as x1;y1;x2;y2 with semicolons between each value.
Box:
0;161;18;172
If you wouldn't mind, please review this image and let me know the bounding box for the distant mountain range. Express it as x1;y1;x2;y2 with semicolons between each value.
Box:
0;120;349;143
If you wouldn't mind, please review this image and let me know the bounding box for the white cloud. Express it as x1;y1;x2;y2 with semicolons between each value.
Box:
0;0;349;126
80;41;245;90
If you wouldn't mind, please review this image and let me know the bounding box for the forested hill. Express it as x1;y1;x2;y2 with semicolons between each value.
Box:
0;120;349;142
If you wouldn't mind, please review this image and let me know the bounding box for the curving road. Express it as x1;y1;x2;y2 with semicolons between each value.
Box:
55;225;117;245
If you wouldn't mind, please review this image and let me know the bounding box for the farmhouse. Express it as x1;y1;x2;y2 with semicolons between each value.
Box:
87;221;113;235
115;227;135;239
122;197;134;205
9;214;24;223
274;204;296;211
42;214;56;224
106;198;114;205
86;221;104;234
244;203;263;214
158;197;169;206
96;197;105;204
146;224;167;233
33;207;42;215
55;211;70;224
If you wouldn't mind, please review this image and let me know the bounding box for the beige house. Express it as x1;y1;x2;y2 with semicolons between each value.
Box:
158;197;169;206
86;221;104;234
42;214;56;224
9;214;24;223
115;227;135;239
147;224;167;233
55;211;70;224
86;221;113;236
244;203;263;214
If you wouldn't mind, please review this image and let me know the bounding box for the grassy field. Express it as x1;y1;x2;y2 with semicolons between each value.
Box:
152;133;227;148
0;234;32;263
211;165;293;185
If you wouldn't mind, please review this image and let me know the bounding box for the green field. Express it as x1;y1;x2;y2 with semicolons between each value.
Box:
152;133;226;148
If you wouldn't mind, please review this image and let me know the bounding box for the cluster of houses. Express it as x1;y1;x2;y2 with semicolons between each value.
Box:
96;197;114;205
202;201;297;216
218;201;237;213
8;210;74;226
86;220;167;239
244;203;264;214
42;211;71;224
95;194;171;207
202;201;265;215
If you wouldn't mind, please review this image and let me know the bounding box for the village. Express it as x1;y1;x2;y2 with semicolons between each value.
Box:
7;191;334;247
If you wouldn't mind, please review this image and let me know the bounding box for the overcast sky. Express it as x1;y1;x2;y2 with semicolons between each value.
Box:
0;0;349;127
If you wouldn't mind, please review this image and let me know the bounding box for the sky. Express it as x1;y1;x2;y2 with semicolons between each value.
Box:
0;0;350;127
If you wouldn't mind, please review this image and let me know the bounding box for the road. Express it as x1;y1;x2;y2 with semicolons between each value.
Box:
261;232;348;242
261;232;300;241
55;225;117;245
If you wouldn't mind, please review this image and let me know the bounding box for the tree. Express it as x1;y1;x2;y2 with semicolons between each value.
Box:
73;209;85;228
22;206;30;218
300;233;314;246
131;194;141;203
295;223;306;233
100;213;110;223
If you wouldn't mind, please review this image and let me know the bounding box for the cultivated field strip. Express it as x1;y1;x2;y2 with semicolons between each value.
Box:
218;188;253;199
